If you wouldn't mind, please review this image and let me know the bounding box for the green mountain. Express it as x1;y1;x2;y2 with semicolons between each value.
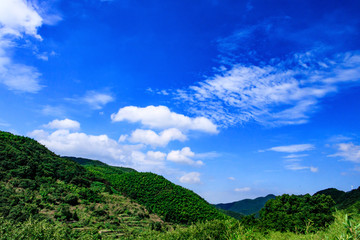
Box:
314;187;360;210
0;131;226;238
1;130;359;239
215;194;276;216
63;156;226;224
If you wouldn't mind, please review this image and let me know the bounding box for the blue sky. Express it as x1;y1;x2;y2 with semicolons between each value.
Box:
1;0;360;203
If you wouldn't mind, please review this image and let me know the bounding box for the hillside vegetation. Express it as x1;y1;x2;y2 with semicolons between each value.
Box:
216;194;276;216
0;131;227;238
83;164;227;224
0;130;359;239
315;187;360;210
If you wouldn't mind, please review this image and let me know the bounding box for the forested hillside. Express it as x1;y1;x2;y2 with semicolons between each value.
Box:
216;194;276;216
315;187;360;210
85;165;227;224
0;131;227;237
1;130;359;239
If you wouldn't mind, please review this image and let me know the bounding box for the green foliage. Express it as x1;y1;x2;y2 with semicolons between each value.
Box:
3;130;360;239
259;194;335;233
337;214;360;240
216;194;276;216
89;169;226;224
218;209;244;220
315;187;360;210
1;211;360;240
0;131;95;187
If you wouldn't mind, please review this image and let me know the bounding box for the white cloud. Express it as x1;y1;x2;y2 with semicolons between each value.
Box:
329;143;360;163
285;163;318;173
0;63;43;92
167;147;203;166
118;134;128;142
228;177;235;181
176;51;360;127
28;129;130;164
44;119;80;130
0;0;46;93
28;126;173;172
129;150;167;172
0;0;43;39
267;144;315;153
111;105;218;133
147;151;167;161
235;187;251;192
179;172;201;184
283;154;309;159
82;91;114;109
129;128;187;147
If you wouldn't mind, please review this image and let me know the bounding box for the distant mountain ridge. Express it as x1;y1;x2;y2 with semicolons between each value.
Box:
216;186;360;218
215;194;276;216
314;187;360;210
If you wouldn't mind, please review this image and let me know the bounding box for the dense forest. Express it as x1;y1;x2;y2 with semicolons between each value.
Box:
0;130;359;239
216;194;276;216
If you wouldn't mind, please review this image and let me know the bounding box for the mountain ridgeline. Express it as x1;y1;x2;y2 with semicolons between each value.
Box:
215;194;276;216
314;187;360;210
1;130;360;239
0;131;225;228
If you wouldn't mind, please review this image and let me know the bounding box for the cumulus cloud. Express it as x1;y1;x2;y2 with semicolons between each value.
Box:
28;128;168;171
111;105;218;133
0;0;42;39
235;187;251;192
179;172;201;184
28;125;173;172
266;144;315;153
28;129;130;163
328;143;360;163
0;0;45;93
44;119;80;130
129;150;167;172
128;128;187;147
175;51;360;127
167;147;203;166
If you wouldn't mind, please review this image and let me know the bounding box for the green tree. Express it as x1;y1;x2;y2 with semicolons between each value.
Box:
259;194;335;233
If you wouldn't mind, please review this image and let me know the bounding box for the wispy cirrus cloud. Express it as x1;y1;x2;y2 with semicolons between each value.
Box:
67;90;114;110
285;163;318;173
81;91;114;109
328;142;360;163
283;154;309;159
176;51;360;127
261;143;317;173
235;187;251;192
172;13;360;128
265;144;315;153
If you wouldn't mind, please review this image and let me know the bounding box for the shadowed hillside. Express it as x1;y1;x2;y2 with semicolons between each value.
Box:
216;194;276;216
